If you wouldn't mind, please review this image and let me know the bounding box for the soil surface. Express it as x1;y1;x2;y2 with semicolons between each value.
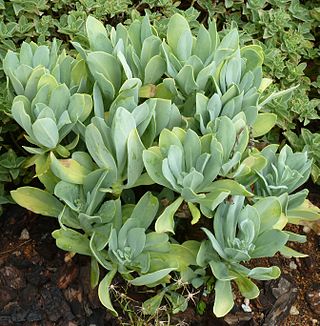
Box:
0;195;319;326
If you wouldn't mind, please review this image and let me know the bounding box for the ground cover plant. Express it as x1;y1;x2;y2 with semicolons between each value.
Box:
0;0;319;217
2;13;320;323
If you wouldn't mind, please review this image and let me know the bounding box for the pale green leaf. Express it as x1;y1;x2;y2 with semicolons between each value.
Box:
11;187;63;217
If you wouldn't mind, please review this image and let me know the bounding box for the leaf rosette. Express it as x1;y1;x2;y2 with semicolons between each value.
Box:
199;196;290;317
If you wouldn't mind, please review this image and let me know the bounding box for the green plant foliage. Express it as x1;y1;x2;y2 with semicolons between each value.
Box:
0;0;202;216
203;0;320;131
199;196;287;316
254;144;312;197
285;128;320;184
143;120;256;228
0;0;319;223
196;0;320;186
3;13;320;320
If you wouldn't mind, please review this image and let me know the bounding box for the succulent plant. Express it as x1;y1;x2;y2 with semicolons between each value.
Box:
86;91;183;193
5;12;319;321
285;128;320;184
198;196;289;317
143;123;254;231
11;76;92;156
160;13;278;130
4;41;88;98
254;144;312;197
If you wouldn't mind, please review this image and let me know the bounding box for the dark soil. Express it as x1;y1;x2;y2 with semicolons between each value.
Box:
0;195;319;326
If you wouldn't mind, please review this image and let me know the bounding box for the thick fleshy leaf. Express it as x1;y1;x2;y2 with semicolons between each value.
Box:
33;45;50;67
280;246;308;258
52;228;91;255
48;84;70;119
145;233;170;252
126;129;145;187
188;202;201;225
197;240;219;267
142;291;166;315
202;227;227;260
253;197;282;233
50;152;91;184
241;45;264;72
287;199;320;224
98;269;118;316
194;24;212;62
176;65;197;94
235;277;260;299
209;260;236;281
93;82;104;118
143;147;172;189
32;118;59;149
112;107;136;175
54;181;81;211
252;113;277;137
197;190;230;216
90;258;100;289
11;187;63;217
85;124;117;171
117;193;159;249
252;230;289;258
167;14;192;61
248;266;281;280
204;179;253;196
130;268;176;286
144;55;165;84
87;52;121;95
11;99;33;136
214;29;239;65
25;66;46;100
128;191;159;229
86;16;113;52
213;280;234;317
68;93;93;122
127;228;146;256
155;197;183;234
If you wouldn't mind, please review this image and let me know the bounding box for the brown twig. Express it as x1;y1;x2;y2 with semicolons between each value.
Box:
0;239;32;257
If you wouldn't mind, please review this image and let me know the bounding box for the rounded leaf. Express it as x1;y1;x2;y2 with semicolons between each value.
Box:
32;118;59;149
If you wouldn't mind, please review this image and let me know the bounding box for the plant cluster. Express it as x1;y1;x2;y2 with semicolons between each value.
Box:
4;14;319;319
199;0;320;180
0;0;204;214
0;0;319;220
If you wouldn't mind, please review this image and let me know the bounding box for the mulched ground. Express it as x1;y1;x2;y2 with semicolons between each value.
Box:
0;198;319;326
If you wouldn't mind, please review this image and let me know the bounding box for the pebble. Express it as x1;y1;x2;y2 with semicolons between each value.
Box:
289;261;297;270
241;303;252;313
303;226;311;233
272;277;292;299
263;277;298;326
241;298;252;312
19;229;30;240
289;305;299;315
